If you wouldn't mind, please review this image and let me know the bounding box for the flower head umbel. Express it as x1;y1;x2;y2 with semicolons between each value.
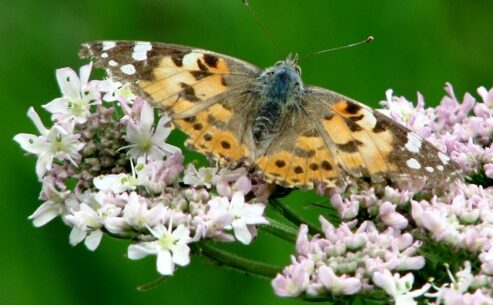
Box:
15;64;270;277
272;84;493;303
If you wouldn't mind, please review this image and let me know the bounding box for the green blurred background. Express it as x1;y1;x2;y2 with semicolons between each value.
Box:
1;0;492;304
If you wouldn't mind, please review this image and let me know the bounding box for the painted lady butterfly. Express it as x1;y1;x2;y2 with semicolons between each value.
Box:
80;41;460;189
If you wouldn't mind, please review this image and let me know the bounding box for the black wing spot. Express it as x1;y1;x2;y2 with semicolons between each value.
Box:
171;53;184;67
191;70;212;80
337;140;364;152
324;113;334;121
294;166;304;174
345;102;362;114
192;123;203;130
321;160;332;171
275;160;286;168
373;119;387;133
345;118;363;132
179;83;200;102
309;163;319;171
197;59;208;71
203;54;218;68
221;141;231;149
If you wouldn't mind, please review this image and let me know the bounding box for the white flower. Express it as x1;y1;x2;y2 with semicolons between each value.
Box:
43;64;101;124
14;107;84;178
93;173;138;193
227;192;268;244
66;202;121;251
28;178;79;227
372;270;430;305
183;164;217;188
98;78;136;102
128;223;191;275
123;101;180;160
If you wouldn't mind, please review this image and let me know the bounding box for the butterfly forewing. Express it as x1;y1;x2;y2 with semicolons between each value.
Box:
81;41;260;163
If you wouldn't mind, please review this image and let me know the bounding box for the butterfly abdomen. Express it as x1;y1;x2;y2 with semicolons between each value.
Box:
253;100;282;142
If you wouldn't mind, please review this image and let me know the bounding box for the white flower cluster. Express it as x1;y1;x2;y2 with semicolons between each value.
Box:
15;64;268;276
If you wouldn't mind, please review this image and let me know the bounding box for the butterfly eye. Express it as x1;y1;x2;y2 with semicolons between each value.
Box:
294;65;302;75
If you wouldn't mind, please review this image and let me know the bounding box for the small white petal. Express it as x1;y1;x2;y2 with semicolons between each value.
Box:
13;134;48;154
69;226;86;246
56;67;80;99
233;222;252;244
27;107;48;134
43;98;69;114
171;244;190;266
140;102;154;133
157;250;174;275
29;202;60;227
128;243;156;260
85;230;103;251
79;63;93;87
171;225;190;241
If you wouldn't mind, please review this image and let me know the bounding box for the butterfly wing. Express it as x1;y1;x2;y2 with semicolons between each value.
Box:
302;86;461;184
80;41;261;162
253;108;342;188
254;85;460;188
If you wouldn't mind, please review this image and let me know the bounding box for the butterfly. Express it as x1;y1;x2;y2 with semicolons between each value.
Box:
80;41;461;189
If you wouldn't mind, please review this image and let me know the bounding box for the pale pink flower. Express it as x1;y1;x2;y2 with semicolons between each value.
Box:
272;260;311;297
123;101;180;160
317;265;362;295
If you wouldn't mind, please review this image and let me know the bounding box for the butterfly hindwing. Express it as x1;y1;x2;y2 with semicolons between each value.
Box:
254;108;340;188
303;86;461;183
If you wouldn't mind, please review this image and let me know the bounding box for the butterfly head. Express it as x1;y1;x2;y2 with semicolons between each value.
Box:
257;54;304;103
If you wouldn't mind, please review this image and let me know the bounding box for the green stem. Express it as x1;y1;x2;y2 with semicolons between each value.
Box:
261;217;298;243
269;198;324;236
195;241;282;279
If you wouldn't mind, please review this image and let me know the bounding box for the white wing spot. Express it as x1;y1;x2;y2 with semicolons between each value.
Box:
405;132;422;153
406;158;421;169
102;41;116;51
438;152;450;165
121;64;136;75
132;42;152;61
437;165;444;171
101;52;108;58
425;166;434;173
109;60;118;67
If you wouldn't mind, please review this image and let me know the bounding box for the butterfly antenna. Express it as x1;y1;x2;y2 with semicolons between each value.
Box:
300;36;374;60
242;0;284;57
